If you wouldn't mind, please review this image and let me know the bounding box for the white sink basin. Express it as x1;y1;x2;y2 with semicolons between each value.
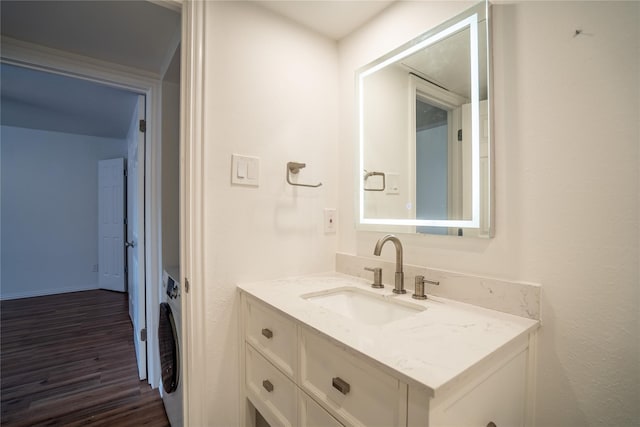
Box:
302;287;425;326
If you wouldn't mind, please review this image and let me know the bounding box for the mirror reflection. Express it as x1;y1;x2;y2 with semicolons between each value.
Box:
358;1;492;237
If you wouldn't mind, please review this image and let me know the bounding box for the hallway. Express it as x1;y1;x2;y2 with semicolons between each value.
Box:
0;290;169;426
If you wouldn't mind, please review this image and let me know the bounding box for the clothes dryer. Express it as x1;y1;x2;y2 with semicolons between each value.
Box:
159;268;182;427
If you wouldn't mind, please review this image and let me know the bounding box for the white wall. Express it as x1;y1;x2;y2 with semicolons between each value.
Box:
363;63;412;219
199;2;338;425
161;47;181;272
1;126;127;299
338;1;639;426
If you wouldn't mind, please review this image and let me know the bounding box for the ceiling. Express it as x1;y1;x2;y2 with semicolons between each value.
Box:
401;24;488;101
0;1;180;139
0;0;392;139
0;1;181;75
256;1;395;40
1;63;140;139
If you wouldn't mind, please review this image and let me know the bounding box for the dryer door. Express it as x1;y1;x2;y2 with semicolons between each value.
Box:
158;302;179;393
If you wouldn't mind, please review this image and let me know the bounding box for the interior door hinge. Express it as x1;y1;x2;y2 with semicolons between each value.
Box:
139;119;146;133
140;328;147;342
184;278;190;293
457;129;463;141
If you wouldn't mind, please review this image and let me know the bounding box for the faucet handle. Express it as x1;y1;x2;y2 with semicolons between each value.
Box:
413;275;439;300
364;267;384;289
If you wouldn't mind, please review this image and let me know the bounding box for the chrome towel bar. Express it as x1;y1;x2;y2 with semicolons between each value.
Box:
364;170;385;191
286;162;322;188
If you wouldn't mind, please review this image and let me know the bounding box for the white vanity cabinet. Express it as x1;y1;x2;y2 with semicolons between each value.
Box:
244;295;297;379
299;328;407;427
242;294;347;427
245;344;297;427
239;281;537;427
299;391;344;427
409;338;531;427
242;295;405;427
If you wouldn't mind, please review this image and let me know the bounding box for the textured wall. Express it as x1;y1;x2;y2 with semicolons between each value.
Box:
338;1;639;426
498;3;639;425
362;63;411;220
199;2;339;424
1;126;127;299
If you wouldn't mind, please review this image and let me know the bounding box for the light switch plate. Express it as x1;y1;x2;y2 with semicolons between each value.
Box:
231;154;260;186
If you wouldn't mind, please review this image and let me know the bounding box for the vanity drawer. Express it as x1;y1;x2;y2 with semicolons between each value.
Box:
244;295;297;378
246;344;297;427
299;391;344;427
429;348;528;427
299;328;407;427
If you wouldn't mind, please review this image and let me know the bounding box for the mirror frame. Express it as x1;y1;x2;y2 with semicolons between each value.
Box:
357;1;492;233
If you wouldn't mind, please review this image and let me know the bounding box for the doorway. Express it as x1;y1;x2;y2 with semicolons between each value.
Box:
415;98;450;235
0;0;181;390
1;61;150;380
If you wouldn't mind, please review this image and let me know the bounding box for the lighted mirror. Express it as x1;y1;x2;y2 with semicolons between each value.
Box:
358;1;492;237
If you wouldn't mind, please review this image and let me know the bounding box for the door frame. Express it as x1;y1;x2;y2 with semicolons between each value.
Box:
180;1;205;425
0;37;163;389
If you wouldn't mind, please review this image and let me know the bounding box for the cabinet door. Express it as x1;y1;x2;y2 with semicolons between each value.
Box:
300;328;407;427
299;391;344;427
245;344;297;427
429;350;528;427
245;296;297;379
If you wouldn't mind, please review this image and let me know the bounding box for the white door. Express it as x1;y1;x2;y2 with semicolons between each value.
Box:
98;158;126;292
128;95;147;380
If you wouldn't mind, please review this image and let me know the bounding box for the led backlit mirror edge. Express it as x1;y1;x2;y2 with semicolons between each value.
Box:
357;1;491;231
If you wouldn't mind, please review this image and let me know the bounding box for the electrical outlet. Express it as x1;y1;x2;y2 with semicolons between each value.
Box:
324;208;337;233
386;173;400;194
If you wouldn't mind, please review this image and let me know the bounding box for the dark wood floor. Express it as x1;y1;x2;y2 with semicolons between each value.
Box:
1;290;169;426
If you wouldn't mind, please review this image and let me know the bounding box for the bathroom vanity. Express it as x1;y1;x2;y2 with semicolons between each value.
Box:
238;273;539;427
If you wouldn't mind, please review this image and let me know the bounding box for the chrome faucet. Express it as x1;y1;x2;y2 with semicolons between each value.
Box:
373;234;405;294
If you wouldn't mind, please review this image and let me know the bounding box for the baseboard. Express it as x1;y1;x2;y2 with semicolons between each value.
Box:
0;284;99;300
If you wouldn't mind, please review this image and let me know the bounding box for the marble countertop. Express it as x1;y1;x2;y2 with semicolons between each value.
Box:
238;272;539;397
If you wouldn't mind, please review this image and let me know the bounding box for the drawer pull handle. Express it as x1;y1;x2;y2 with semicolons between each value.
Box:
332;377;350;395
487;423;497;427
262;379;274;392
261;328;273;339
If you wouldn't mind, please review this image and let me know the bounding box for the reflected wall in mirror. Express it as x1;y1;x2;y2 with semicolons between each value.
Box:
358;1;492;237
